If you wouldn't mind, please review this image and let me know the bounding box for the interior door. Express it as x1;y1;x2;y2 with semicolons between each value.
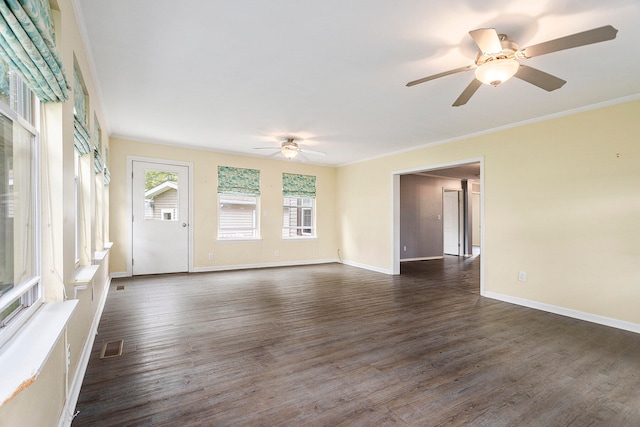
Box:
132;160;189;275
443;189;460;256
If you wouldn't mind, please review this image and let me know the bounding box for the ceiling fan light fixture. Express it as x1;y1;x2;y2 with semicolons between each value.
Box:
281;143;299;159
475;58;519;86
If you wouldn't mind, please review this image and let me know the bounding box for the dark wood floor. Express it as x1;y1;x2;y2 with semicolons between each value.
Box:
73;257;640;426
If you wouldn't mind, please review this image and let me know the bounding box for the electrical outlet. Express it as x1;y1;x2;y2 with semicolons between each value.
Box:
275;250;280;257
208;253;214;260
403;245;407;251
518;271;527;282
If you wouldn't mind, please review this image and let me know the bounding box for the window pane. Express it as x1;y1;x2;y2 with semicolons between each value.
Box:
282;197;315;238
1;113;37;325
144;170;178;221
0;115;14;298
219;194;258;239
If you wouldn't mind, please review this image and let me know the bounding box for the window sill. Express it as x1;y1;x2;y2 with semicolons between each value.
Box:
0;300;78;407
282;236;317;241
93;250;108;263
217;238;262;243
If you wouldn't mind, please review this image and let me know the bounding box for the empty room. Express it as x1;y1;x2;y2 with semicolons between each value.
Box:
0;1;639;426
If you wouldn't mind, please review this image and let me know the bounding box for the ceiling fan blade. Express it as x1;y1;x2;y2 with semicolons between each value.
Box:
253;147;279;150
300;148;326;157
514;65;566;91
469;28;502;54
521;25;618;58
406;65;474;87
452;79;482;107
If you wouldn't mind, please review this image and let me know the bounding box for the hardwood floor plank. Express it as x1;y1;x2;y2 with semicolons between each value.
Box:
72;257;640;426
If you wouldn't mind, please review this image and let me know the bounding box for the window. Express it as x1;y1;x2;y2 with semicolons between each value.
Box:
217;166;260;240
0;108;40;342
0;59;40;344
282;173;316;238
282;197;315;237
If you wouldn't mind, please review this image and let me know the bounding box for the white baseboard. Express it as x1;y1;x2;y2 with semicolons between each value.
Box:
340;259;393;275
58;276;112;427
191;258;339;273
400;256;444;262
483;291;640;334
110;271;128;278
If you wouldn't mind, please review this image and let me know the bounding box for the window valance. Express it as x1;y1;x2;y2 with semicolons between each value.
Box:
73;117;91;155
218;166;260;196
0;0;69;102
94;148;103;174
103;166;110;185
283;173;316;198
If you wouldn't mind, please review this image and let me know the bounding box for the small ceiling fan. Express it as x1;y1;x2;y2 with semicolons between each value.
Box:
406;25;618;106
253;137;326;160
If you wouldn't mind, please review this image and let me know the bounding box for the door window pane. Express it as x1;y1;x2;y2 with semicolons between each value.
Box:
143;170;178;221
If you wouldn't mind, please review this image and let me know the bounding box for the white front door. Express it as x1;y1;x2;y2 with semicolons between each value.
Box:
132;160;189;275
443;190;460;256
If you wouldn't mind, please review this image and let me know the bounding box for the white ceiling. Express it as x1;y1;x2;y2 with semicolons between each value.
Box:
74;0;640;166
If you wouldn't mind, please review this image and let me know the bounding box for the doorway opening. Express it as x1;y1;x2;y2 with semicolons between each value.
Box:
392;158;484;294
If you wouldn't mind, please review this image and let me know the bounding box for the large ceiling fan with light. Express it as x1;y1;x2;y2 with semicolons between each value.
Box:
253;137;326;160
407;25;618;106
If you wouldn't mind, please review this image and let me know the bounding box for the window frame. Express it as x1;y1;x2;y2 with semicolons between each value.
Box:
217;193;260;241
282;196;316;239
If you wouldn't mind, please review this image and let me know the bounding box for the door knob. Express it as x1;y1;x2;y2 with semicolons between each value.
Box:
182;223;187;227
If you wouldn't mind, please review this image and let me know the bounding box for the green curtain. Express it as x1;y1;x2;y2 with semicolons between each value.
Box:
103;166;110;185
283;173;316;198
217;166;260;196
0;0;69;102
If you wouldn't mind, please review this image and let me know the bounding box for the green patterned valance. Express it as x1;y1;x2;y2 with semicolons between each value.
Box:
218;166;260;196
283;173;316;198
73;117;91;155
0;0;69;102
94;147;104;174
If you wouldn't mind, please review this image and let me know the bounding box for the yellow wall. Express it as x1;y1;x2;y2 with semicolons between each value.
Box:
109;138;338;274
337;99;640;324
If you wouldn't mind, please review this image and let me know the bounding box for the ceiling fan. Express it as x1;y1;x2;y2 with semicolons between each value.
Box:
406;25;618;106
253;137;327;160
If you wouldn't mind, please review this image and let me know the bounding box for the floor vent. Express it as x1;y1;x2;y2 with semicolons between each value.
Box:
100;340;124;359
116;285;125;291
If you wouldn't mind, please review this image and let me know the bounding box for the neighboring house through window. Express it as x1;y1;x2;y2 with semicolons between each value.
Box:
217;166;260;240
